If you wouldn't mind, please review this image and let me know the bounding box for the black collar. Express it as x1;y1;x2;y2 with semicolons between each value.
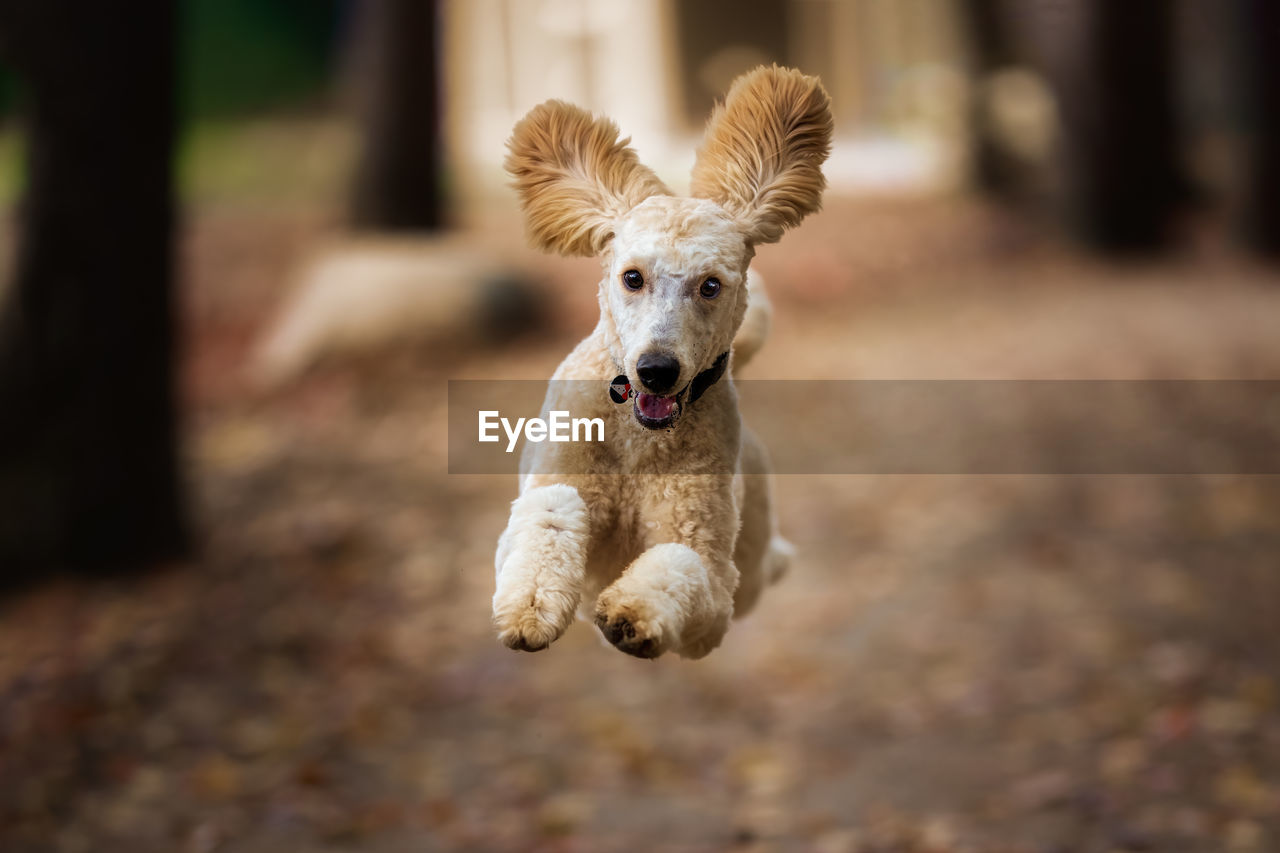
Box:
687;351;729;403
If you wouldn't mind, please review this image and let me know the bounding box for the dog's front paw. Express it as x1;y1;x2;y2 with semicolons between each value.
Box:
593;594;671;659
492;551;580;652
493;605;564;652
493;582;576;652
594;543;734;659
491;484;589;652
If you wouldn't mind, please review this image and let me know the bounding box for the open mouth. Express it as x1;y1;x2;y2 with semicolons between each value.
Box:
633;392;681;430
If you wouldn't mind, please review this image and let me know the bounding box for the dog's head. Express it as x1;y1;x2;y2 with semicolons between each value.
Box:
505;66;832;429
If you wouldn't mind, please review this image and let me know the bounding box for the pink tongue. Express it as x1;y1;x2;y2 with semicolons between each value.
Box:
637;393;676;419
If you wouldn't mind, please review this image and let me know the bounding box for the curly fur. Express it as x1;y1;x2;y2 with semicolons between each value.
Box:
492;66;831;659
505;101;671;257
690;65;833;244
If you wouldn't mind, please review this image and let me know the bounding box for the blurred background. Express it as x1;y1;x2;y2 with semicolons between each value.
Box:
1;1;1279;851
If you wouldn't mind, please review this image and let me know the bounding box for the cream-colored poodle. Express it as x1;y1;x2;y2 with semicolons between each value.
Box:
493;66;832;659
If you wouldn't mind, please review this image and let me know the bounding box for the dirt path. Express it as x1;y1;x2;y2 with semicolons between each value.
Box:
2;200;1278;852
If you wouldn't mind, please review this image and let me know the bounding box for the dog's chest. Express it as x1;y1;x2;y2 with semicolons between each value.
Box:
583;500;647;586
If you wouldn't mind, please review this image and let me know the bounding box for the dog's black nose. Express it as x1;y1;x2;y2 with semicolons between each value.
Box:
636;352;680;394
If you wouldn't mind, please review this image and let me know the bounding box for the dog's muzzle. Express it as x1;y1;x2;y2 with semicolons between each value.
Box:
609;351;729;432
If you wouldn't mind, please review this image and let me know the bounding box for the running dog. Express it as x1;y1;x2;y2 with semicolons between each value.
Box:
493;65;832;659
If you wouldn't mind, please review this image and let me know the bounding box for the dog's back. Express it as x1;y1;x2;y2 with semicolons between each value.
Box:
732;268;772;373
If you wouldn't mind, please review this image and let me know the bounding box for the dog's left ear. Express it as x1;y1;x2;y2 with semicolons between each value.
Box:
690;66;833;245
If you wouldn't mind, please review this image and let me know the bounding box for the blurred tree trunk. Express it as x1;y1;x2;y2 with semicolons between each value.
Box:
350;0;444;231
960;0;1026;199
0;0;187;581
1233;0;1280;257
674;0;789;126
1052;0;1183;252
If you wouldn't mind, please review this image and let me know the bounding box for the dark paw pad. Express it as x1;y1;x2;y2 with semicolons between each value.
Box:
595;612;661;659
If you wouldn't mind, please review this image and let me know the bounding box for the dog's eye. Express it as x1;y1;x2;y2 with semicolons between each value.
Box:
622;269;644;290
699;277;721;299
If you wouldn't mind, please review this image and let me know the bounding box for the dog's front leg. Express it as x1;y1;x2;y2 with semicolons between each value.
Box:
594;476;739;660
492;482;590;651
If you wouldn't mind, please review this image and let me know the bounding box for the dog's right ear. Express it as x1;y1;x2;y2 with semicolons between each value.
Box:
505;101;670;257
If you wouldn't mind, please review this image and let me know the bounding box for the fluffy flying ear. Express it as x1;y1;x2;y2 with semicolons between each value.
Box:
505;101;671;257
690;66;833;244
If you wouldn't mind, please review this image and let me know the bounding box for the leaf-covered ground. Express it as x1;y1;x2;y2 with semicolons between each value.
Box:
2;197;1279;852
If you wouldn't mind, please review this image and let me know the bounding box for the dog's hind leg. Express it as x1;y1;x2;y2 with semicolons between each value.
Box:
492;483;590;651
731;427;792;617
